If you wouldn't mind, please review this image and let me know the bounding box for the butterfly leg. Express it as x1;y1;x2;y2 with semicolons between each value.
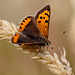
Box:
37;46;45;53
35;46;44;55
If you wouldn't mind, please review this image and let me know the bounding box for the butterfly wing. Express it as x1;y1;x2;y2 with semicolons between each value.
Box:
11;33;35;44
11;32;46;46
35;5;50;39
11;16;46;45
18;16;41;36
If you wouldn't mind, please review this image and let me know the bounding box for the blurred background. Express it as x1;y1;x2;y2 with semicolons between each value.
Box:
0;0;75;75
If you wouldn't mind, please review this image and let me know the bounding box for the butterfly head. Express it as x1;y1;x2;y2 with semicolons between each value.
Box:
47;41;51;45
44;38;51;46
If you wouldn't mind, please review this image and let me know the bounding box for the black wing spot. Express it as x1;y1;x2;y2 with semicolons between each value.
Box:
15;34;17;36
25;25;27;27
25;18;27;20
23;20;25;22
45;26;47;28
43;17;45;19
48;15;50;17
21;23;23;25
27;24;30;26
25;24;30;27
20;26;22;29
45;13;50;17
40;16;42;19
45;20;48;23
45;13;48;15
38;21;41;23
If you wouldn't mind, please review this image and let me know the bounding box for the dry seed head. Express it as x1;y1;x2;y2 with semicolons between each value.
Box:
0;20;74;75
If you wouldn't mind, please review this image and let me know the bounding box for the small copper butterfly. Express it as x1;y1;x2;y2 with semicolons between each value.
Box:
11;5;51;52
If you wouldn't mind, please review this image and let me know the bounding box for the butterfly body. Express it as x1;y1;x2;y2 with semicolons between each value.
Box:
11;5;51;52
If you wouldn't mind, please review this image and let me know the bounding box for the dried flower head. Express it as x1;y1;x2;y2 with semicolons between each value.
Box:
0;20;74;75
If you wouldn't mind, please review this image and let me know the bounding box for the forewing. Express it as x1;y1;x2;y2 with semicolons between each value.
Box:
18;16;46;43
35;5;50;39
18;16;41;36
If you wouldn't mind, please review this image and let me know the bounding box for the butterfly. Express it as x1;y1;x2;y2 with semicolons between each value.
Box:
11;5;51;52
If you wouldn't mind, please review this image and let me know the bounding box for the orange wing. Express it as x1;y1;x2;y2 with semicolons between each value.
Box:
35;5;50;39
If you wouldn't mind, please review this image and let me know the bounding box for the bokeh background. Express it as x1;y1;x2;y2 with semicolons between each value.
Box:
0;0;75;75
